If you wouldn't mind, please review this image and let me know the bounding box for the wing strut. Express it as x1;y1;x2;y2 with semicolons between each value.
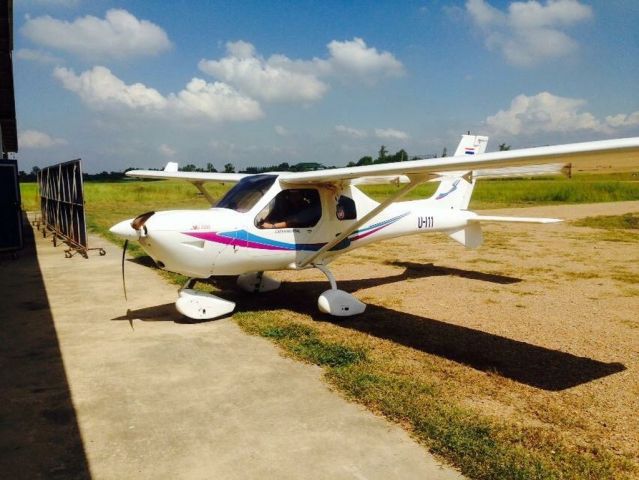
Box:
193;181;216;205
298;173;434;268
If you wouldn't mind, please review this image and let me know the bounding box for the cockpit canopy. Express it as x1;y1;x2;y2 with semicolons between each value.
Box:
215;174;277;212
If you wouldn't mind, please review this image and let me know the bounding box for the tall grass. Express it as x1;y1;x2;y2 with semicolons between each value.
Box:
360;173;639;208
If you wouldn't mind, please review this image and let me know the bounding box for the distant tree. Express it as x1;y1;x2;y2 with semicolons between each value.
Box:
499;143;511;151
277;162;290;171
347;161;356;167
441;147;448;157
356;156;373;166
377;145;388;162
181;164;197;172
224;163;235;173
206;162;217;172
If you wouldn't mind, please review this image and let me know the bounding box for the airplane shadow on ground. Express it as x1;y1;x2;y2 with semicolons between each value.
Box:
233;262;624;392
111;303;212;326
120;257;625;392
0;219;91;479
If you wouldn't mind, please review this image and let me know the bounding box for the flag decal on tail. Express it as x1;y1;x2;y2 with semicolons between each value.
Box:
464;147;475;155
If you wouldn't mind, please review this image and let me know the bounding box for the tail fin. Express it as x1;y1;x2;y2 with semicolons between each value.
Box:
431;134;489;209
453;134;489;157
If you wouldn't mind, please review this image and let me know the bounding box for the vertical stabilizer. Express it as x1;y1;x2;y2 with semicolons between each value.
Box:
431;134;489;210
454;134;489;157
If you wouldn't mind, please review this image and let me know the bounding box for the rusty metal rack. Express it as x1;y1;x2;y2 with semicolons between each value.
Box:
37;159;106;258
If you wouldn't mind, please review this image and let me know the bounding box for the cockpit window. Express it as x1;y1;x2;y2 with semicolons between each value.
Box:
216;175;277;212
336;195;357;220
255;189;322;229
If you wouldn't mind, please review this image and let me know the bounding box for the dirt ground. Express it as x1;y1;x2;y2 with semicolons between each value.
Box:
271;201;639;465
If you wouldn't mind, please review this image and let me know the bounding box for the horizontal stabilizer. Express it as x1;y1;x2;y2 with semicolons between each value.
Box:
470;215;562;224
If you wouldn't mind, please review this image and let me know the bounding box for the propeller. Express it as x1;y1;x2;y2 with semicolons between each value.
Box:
119;211;155;301
121;239;129;300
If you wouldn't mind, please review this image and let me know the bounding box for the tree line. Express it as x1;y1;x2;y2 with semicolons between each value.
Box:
20;143;501;181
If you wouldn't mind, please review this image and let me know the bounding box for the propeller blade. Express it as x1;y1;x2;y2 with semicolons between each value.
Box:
122;239;128;301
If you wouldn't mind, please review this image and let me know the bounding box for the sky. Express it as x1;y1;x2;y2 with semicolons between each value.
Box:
11;0;639;173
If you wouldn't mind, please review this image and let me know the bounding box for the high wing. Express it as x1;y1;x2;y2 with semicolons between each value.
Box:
293;136;639;267
125;169;247;183
279;137;639;186
125;167;248;205
351;162;571;186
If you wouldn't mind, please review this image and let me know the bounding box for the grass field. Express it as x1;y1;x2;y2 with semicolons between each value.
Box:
19;173;639;479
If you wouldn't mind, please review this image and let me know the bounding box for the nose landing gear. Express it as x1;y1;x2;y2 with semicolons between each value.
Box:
176;279;236;320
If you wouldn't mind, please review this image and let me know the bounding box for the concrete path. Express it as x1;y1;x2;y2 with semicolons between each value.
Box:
0;222;463;480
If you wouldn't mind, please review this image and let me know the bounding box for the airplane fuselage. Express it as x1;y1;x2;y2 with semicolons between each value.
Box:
112;179;473;279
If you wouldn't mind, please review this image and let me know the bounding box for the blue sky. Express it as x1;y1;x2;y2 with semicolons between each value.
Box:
12;0;639;173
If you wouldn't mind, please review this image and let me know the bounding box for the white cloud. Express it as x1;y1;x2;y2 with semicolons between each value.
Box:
226;40;256;58
53;66;263;122
54;66;167;110
485;92;639;136
168;78;263;121
605;112;639;129
335;124;368;139
325;38;404;79
198;38;404;103
334;125;410;140
158;144;176;157
274;125;289;136
22;9;171;59
375;128;410;140
466;0;593;67
199;41;328;103
15;48;63;64
20;129;68;148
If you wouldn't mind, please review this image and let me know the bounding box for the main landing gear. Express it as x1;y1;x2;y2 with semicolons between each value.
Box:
174;266;365;321
315;265;366;317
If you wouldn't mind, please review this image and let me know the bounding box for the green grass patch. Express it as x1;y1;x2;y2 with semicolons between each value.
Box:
236;313;630;480
238;313;366;368
573;213;639;230
571;213;639;243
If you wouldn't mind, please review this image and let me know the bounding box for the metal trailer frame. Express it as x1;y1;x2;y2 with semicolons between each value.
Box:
37;159;105;258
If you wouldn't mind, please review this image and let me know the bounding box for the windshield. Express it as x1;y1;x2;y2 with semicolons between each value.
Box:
216;174;277;212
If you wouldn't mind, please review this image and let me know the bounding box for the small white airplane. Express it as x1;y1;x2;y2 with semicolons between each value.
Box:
110;134;639;320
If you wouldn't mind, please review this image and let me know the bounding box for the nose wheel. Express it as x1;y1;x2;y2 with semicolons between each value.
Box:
315;265;366;317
